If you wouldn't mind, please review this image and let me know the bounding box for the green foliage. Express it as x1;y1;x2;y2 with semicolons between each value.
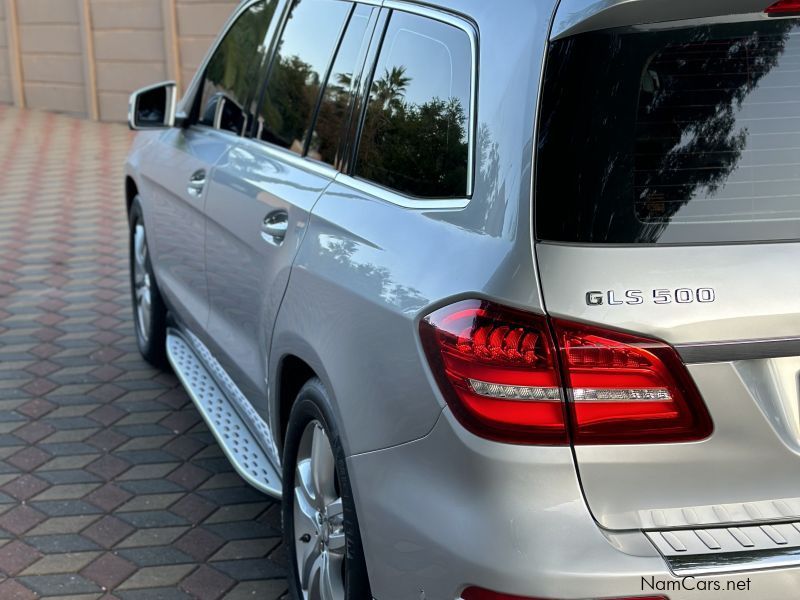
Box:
206;2;276;111
357;67;469;198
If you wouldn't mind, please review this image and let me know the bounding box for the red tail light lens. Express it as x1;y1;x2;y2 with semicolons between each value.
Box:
766;0;800;15
552;320;713;444
420;300;568;445
461;589;668;600
421;300;712;446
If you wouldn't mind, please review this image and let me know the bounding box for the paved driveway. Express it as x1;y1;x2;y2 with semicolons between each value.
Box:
0;107;288;599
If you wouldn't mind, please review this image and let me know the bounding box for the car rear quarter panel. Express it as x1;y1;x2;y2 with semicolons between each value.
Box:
270;0;558;456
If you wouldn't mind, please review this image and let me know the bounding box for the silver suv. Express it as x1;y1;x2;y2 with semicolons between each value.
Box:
124;0;800;598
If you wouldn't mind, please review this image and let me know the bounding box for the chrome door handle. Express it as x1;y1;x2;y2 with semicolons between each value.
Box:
187;169;206;198
261;210;289;244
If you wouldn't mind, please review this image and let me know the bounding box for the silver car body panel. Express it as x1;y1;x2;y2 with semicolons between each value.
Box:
129;127;234;335
269;0;553;456
124;0;800;596
551;0;785;39
537;243;800;531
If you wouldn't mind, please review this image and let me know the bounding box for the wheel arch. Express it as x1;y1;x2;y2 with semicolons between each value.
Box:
276;354;317;453
125;176;139;217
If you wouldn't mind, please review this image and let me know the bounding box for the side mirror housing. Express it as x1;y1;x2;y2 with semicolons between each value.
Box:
128;81;181;130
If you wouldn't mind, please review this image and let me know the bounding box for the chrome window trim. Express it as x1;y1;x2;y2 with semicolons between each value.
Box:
335;173;469;209
346;0;478;209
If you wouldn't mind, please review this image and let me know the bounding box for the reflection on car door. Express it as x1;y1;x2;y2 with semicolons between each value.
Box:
138;128;230;334
203;0;376;407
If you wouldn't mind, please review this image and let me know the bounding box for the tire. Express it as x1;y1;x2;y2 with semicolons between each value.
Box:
282;378;371;600
128;197;168;368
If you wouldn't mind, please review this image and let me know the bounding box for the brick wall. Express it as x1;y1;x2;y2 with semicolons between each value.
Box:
0;0;239;121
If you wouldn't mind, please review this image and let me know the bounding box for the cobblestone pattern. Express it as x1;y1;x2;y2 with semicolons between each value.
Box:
0;107;288;599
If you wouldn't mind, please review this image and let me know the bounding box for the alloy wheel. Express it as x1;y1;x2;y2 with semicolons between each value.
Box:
293;420;346;600
132;223;153;343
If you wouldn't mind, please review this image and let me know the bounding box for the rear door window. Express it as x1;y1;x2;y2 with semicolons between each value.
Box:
255;0;352;154
353;11;474;199
537;20;800;244
197;1;279;135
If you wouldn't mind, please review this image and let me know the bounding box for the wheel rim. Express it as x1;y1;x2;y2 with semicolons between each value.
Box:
133;223;153;343
293;420;346;600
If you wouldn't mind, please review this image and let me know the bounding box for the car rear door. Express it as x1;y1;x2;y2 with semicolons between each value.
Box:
535;1;800;534
203;0;379;406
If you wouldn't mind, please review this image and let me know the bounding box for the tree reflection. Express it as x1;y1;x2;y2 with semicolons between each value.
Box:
537;20;797;243
357;66;469;198
319;236;427;312
258;55;320;152
634;23;796;241
201;1;276;128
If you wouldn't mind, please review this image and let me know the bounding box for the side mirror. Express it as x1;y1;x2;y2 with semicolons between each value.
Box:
128;81;179;130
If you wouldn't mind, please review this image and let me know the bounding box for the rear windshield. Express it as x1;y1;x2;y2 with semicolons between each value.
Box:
536;19;800;244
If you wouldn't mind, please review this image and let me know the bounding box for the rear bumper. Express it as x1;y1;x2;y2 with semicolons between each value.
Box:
348;409;800;600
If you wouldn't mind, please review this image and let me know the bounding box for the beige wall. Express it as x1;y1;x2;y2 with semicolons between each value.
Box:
0;3;11;104
18;0;85;115
0;0;239;121
177;0;238;92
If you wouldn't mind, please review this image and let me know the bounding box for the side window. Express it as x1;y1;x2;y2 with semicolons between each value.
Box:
197;1;279;135
307;5;375;167
354;12;473;199
255;0;352;154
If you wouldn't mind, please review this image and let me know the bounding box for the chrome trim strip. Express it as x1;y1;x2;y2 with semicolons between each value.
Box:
677;338;800;363
647;522;800;576
335;173;469;209
666;548;800;576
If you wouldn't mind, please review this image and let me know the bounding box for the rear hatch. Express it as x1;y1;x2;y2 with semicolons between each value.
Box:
536;3;800;531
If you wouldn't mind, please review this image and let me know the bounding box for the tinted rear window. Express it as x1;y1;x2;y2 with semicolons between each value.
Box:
536;19;800;244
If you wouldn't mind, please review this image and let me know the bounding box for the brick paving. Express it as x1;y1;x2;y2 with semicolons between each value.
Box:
0;106;288;599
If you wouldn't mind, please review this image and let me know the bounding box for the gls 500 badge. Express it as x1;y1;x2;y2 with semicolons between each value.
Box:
586;288;716;306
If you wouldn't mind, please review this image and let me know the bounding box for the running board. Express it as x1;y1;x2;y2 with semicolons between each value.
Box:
166;331;282;498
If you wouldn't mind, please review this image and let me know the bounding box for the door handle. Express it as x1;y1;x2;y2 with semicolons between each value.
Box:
261;210;289;244
187;169;206;198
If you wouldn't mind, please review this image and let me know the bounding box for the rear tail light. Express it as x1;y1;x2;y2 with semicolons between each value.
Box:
554;320;713;445
420;300;712;446
461;588;668;600
419;300;568;445
766;0;800;15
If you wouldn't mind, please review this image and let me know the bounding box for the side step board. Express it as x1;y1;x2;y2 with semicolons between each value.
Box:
166;331;282;498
